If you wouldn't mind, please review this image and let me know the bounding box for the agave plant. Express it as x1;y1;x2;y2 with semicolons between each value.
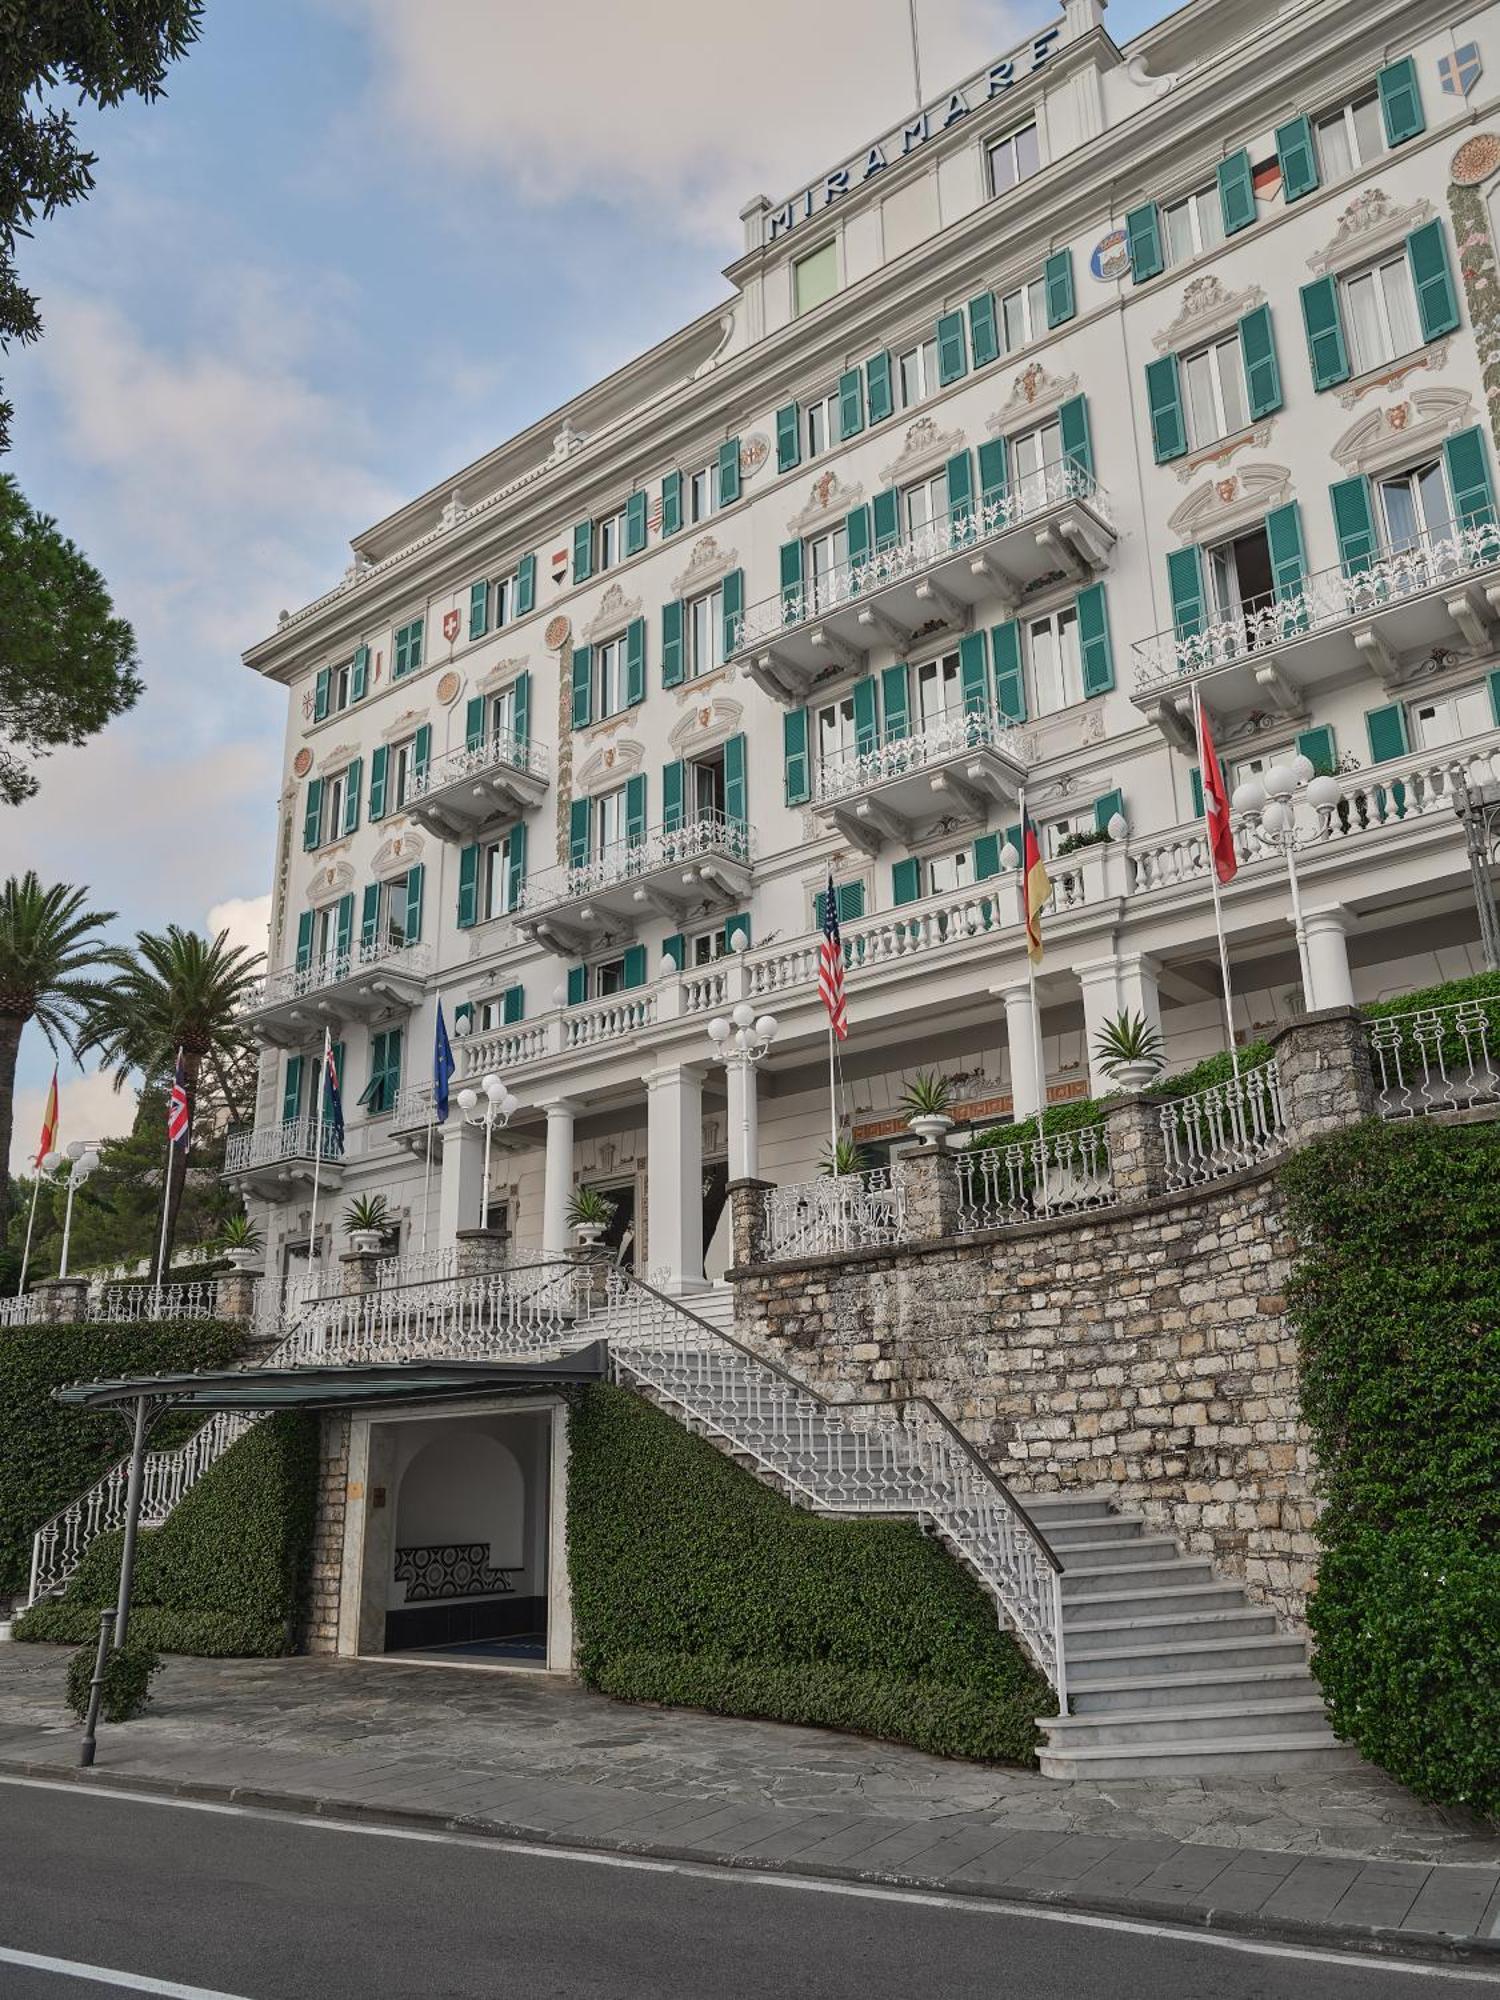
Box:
1093;1009;1166;1079
567;1185;617;1228
900;1070;954;1118
216;1213;264;1252
342;1192;392;1235
819;1137;869;1178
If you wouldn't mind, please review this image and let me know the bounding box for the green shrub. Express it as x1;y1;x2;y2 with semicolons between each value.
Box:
0;1319;241;1597
65;1640;162;1723
17;1414;319;1657
568;1384;1050;1765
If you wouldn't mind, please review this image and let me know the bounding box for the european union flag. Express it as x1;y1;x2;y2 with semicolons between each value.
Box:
433;1000;455;1124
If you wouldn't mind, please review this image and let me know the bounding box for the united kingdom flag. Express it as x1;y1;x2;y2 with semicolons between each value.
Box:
167;1048;191;1151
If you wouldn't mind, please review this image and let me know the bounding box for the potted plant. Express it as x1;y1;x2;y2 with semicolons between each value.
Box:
1093;1010;1166;1091
567;1185;617;1248
900;1070;956;1145
819;1137;869;1178
216;1212;264;1271
342;1192;393;1253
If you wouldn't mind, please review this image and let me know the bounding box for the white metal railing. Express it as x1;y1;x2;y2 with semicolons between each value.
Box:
87;1281;222;1322
1367;1000;1500;1119
239;937;432;1016
224;1116;346;1175
276;1260;604;1368
732;459;1108;654
956;1126;1115;1230
762;1167;908;1261
374;1245;459;1288
1160;1062;1286;1190
1133;523;1500;693
518;811;753;914
814;703;1025;806
0;1294;40;1327
407;729;549;805
391;1081;436;1129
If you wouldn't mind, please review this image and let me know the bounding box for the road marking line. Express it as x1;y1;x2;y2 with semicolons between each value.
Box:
2;1774;1494;1985
0;1945;251;1998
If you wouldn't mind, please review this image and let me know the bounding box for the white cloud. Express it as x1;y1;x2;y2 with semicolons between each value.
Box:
334;0;1028;237
207;893;274;960
9;1066;137;1180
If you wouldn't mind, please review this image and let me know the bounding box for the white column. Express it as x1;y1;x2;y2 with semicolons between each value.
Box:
726;1052;760;1182
645;1064;705;1293
999;981;1043;1120
1302;905;1356;1011
436;1120;484;1249
1076;953;1162;1096
541;1098;581;1260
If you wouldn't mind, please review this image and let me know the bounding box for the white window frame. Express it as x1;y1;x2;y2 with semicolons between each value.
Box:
902;471;947;537
1410;684;1492;751
1204;524;1275;627
312;905;340;966
687;924;728;967
1339;252;1422;375
1376;457;1455;556
1180;334;1250;450
927;845;974;896
321;770;348;845
595;785;627;861
987;122;1039;198
914;650;962;733
803;390;838;459
1313;90;1385;183
1009;419;1062;510
998;277;1047;356
596;634;629;718
896;338;938;411
494;570;518;629
688;752;725;822
377;873;411;950
597;507;627;572
1025;604;1082;717
481;835;512;922
331;661;352;714
594;954;628;997
389;735;416;814
686;462;720;525
686;585;724;678
1162;183;1224;269
488;683;517;744
804;524;848;606
816;694;857;774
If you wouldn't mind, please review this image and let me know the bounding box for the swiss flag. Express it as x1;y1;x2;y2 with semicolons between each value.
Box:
1197;702;1237;885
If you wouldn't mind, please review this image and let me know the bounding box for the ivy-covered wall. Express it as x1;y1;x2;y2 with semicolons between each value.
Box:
567;1383;1050;1764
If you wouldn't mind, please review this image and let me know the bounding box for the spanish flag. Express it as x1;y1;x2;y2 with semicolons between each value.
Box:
33;1065;59;1167
1022;809;1051;964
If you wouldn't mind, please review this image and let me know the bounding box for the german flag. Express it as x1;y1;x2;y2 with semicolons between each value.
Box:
1022;809;1051;965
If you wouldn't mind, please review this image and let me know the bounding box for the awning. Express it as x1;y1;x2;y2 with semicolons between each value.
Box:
52;1342;608;1413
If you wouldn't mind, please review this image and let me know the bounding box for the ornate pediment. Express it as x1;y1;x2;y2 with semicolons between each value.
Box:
879;415;966;487
379;707;428;745
477;655;530;696
1153;274;1267;356
371;830;426;881
667;694;746;756
1306;189;1436;278
1331;386;1476;477
581;583;642;643
1168;463;1293;542
986;364;1081;438
315;740;359;776
573;737;644;795
1171;421;1275;485
306;858;355;908
670;533;740;599
786;470;864;537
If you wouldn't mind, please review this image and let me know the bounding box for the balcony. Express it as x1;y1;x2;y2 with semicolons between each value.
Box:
406;729;550;842
1132;525;1500;748
223;1115;347;1196
811;704;1027;855
514;811;754;952
239;938;432;1048
730;463;1115;701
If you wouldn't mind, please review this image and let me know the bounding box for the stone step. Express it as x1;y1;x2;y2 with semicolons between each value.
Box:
1049;1535;1183;1570
1062;1583;1248;1625
1037;1733;1362;1781
1019;1492;1126;1523
1065;1606;1277;1655
1066;1633;1309;1682
1041;1517;1145;1547
1067;1663;1317;1714
1043;1696;1335;1749
1060;1558;1216;1597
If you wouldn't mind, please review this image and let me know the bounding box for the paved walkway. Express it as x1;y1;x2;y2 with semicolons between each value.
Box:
1;1647;1496;1962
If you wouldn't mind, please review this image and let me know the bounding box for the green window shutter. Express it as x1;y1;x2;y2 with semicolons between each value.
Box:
413;723;431;784
1276;115;1319;202
572;520;593;582
845;505;872;567
968;291;999;366
503;984;524;1024
991;621;1026;720
294;911;313;972
510;677;528;751
852;676;878;755
1329;476;1378;574
1093;789;1124;834
1126;202;1163;282
959;630;989;713
314;668;330;722
356;1032;384;1112
836;882;865;924
282;1055;303;1124
1408;220;1460;342
567;966;588;1007
624;490;647;557
456;844;479;929
724;732;747;828
946;449;974;524
776;402;800;473
569;796;591;867
625;772;647;845
721;912;751;952
661;469;682;538
1145;354;1186;463
936;309;968;384
404;863;425;942
368;744;389;822
1077;582;1114;695
662;934;685;972
466;694;485;751
1058;395;1093;483
469;580;490;641
1167;545;1206;638
622;944;648;990
335;893;354;959
505;824;526;912
1444;425;1496;531
1489;669;1500;727
880;664;909;743
662;758;685;833
570;645;593;730
1265;501;1307;603
838;368;865;440
661;599;685;686
1300;276;1350;391
973;833;1003;881
625;617;645;706
1365;702;1410;765
516;553;536;615
783;708;810;805
343;758;362;835
1239;304;1282;420
718;437;741;506
865;350;893;424
721;569;743;659
1217;150;1255;236
1378;56;1424;147
872;488;900;549
779;540;804;612
978;436;1009;511
1044;248;1076;327
1296;724;1337;773
892;857;921;905
350;645;369;701
1190;767;1205;818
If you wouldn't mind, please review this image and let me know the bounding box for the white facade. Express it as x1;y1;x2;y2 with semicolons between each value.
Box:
232;0;1500;1286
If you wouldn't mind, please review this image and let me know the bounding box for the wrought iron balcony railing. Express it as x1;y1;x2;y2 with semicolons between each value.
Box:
517;811;753;914
239;937;432;1017
407;728;548;806
813;702;1026;807
224;1115;345;1174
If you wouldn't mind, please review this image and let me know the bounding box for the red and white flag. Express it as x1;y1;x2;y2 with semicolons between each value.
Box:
818;873;848;1041
33;1066;59;1166
1197;702;1238;885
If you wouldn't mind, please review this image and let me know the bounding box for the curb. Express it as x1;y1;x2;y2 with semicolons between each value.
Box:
4;1756;1497;1971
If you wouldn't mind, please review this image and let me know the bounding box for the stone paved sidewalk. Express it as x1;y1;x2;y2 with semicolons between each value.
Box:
1;1647;1497;1960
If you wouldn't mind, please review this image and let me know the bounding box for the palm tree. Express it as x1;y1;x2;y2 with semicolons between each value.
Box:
0;873;118;1245
84;926;263;1280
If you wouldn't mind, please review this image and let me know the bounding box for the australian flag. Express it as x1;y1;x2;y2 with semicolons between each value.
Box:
433;1001;455;1124
167;1048;191;1151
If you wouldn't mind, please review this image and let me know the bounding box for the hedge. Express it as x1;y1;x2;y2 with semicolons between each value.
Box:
567;1384;1051;1764
1280;1120;1500;1816
16;1413;319;1656
0;1319;241;1597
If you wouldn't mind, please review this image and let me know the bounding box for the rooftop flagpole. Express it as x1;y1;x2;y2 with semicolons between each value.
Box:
907;0;924;112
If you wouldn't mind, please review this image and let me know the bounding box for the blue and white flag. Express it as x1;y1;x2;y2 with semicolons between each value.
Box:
433;1001;455;1124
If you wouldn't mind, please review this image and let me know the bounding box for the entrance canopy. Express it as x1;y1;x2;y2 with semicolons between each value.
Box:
53;1343;608;1414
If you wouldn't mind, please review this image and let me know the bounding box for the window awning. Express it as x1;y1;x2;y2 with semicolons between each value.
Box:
52;1343;607;1413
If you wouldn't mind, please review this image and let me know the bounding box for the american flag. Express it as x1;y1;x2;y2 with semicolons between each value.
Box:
818;873;848;1041
167;1048;191;1150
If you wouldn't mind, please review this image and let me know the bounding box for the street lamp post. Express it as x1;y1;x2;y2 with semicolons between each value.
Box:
455;1073;519;1231
706;1004;779;1182
34;1141;100;1283
1231;756;1343;1009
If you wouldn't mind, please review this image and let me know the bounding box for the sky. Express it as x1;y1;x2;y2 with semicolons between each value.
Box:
5;0;1170;1171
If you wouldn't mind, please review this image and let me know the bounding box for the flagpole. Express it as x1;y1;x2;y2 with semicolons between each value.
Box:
1191;682;1243;1086
309;1028;328;1292
152;1122;174;1306
17;1175;42;1295
1019;788;1052;1215
422;1120;433;1257
827;1024;840;1163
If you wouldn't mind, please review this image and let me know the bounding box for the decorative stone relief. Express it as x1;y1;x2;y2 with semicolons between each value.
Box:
435;670;462;706
292;748;313;779
371;830;426;881
668;695;746;756
1333;342;1450;410
672;657;737;698
315;740;360;777
477;656;531;696
784;470;863;538
581;583;641;643
1446;148;1500;456
1305;189;1436;277
548;422;586;463
671;533;740;597
1331;386;1476;476
307;859;356;908
574;737;645;795
379;707;429;745
879;415;966;487
1173;422;1275;484
1152;274;1266;356
544;614;572;651
986;364;1081;437
1451;132;1500;187
1167;463;1293;541
739;433;770;478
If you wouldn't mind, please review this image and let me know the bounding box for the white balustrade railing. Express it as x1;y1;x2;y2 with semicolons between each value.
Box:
1367;1000;1500;1119
815;703;1025;806
87;1281;222;1323
681;963;731;1014
956;1125;1115;1230
406;728;548;804
518;811;753;914
239;937;432;1016
225;1115;345;1174
374;1245;459;1288
276;1260;607;1369
459;1020;549;1077
1133;523;1500;693
0;1294;39;1327
762;1167;908;1261
732;458;1108;654
565;990;655;1049
1160;1062;1286;1190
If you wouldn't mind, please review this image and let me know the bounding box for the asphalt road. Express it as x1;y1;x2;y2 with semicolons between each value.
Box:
1;1779;1496;2000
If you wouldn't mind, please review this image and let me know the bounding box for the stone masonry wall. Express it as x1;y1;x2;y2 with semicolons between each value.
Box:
304;1414;351;1654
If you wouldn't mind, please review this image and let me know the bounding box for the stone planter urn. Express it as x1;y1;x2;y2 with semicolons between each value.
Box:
907;1113;954;1147
1109;1061;1161;1092
224;1248;261;1272
573;1223;604;1249
349;1228;387;1254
